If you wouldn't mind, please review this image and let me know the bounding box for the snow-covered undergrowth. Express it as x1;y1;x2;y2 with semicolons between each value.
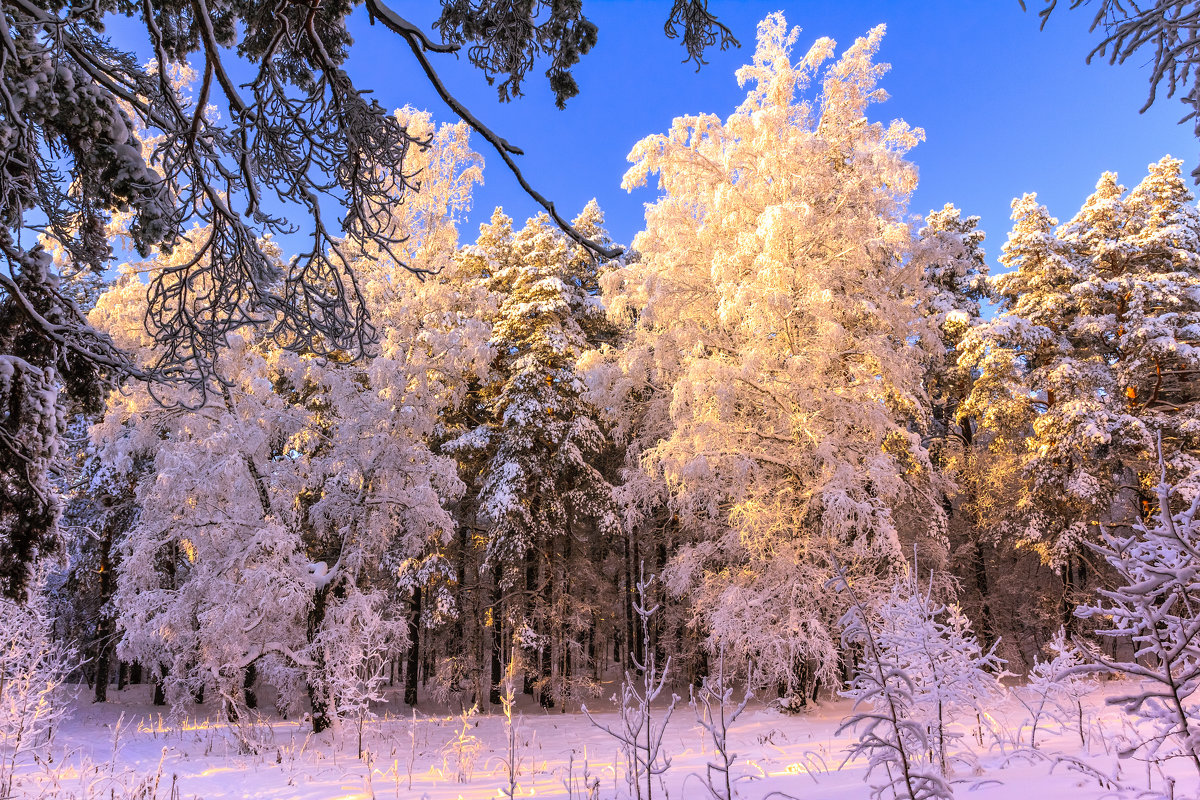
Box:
7;678;1190;800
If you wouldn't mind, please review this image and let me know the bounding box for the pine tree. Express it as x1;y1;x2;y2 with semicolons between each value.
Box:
916;204;1007;651
446;206;620;709
960;157;1200;576
918;204;989;448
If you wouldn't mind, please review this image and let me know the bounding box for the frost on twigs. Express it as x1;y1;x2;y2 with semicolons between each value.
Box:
688;648;752;800
1074;435;1200;784
583;566;677;800
0;577;80;798
1020;627;1096;749
94;120;483;736
836;563;1005;799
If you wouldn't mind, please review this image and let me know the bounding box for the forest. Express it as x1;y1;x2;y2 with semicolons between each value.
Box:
4;1;1200;798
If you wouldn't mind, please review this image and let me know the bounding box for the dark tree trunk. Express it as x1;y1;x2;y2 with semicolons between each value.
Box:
93;651;110;703
130;662;142;685
694;647;709;689
489;579;503;706
1061;553;1077;633
972;539;997;649
152;665;167;706
523;549;537;696
589;623;598;681
562;532;573;712
92;527;117;703
627;532;643;672
405;585;422;707
244;662;257;710
307;585;331;733
540;545;554;710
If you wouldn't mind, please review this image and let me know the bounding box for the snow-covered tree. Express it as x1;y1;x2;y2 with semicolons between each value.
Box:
93;114;487;732
1074;446;1200;780
597;13;944;697
0;579;78;798
95;309;320;727
960;157;1200;574
919;204;990;449
836;572;953;800
0;0;742;603
841;567;1005;777
446;204;620;708
55;451;142;703
913;204;1010;652
1022;627;1094;748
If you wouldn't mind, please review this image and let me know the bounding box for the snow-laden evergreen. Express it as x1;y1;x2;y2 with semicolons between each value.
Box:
960;157;1200;568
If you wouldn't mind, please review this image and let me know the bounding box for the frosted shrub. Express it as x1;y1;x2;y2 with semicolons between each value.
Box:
838;564;1004;797
1021;627;1095;748
689;649;752;800
1075;448;1200;781
584;568;677;800
836;570;953;800
0;583;78;798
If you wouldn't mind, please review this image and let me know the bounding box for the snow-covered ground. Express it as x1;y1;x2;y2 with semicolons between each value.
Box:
7;678;1191;799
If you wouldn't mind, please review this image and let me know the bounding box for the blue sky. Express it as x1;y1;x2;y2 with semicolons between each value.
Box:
337;1;1196;270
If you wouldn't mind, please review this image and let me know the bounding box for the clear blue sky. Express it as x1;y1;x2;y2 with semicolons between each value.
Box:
101;2;1198;271
335;1;1195;270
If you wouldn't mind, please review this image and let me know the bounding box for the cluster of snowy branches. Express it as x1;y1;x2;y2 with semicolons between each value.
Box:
0;0;743;602
3;22;1200;800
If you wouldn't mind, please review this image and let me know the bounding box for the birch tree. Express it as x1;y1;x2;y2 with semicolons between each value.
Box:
600;14;944;697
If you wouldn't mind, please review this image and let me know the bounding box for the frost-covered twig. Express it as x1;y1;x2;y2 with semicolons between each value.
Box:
689;648;752;800
0;579;80;799
834;567;953;800
1017;627;1095;749
583;564;677;800
1073;436;1200;782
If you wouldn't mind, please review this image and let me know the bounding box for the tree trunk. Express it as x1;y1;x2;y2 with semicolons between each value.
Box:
93;649;110;703
244;662;257;710
92;526;117;703
405;585;422;706
540;545;555;710
1061;553;1077;633
307;585;331;733
152;664;167;706
523;549;537;696
972;538;997;649
489;578;503;706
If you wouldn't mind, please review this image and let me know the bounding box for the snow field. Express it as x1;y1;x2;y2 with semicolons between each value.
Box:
8;678;1193;799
